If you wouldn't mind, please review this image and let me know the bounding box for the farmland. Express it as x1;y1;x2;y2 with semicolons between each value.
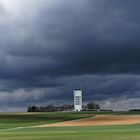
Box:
0;111;140;140
0;112;93;129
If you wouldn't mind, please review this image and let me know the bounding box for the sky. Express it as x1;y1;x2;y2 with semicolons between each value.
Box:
0;0;140;111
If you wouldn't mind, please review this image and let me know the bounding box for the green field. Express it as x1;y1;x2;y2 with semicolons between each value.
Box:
0;112;94;129
0;111;140;140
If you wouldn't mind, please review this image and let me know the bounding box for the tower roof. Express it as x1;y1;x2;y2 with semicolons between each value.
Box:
74;88;82;91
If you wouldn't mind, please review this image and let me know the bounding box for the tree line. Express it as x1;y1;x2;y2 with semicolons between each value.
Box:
27;102;101;112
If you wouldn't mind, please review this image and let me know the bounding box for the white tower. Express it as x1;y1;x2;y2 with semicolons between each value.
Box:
74;89;82;111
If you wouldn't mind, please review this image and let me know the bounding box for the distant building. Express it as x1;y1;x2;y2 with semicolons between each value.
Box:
74;89;82;111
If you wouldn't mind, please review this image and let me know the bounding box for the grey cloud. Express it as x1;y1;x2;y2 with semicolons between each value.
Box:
100;97;140;111
0;0;139;111
0;74;140;111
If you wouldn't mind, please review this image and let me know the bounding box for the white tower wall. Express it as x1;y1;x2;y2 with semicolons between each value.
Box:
74;89;82;111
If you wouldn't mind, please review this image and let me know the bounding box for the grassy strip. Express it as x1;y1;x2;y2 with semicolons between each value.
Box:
0;124;140;140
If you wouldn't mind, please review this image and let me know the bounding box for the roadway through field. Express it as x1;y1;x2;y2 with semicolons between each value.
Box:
36;115;140;127
0;126;33;132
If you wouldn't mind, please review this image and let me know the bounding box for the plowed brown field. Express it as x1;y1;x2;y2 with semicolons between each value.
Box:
36;115;140;127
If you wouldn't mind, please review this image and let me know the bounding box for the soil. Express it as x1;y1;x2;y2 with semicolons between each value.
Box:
36;115;140;127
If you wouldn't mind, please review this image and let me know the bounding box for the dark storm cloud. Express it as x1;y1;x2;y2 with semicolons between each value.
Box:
3;1;140;76
2;0;140;78
0;0;140;111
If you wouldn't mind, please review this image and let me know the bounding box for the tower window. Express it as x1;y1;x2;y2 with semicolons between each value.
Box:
75;96;81;105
